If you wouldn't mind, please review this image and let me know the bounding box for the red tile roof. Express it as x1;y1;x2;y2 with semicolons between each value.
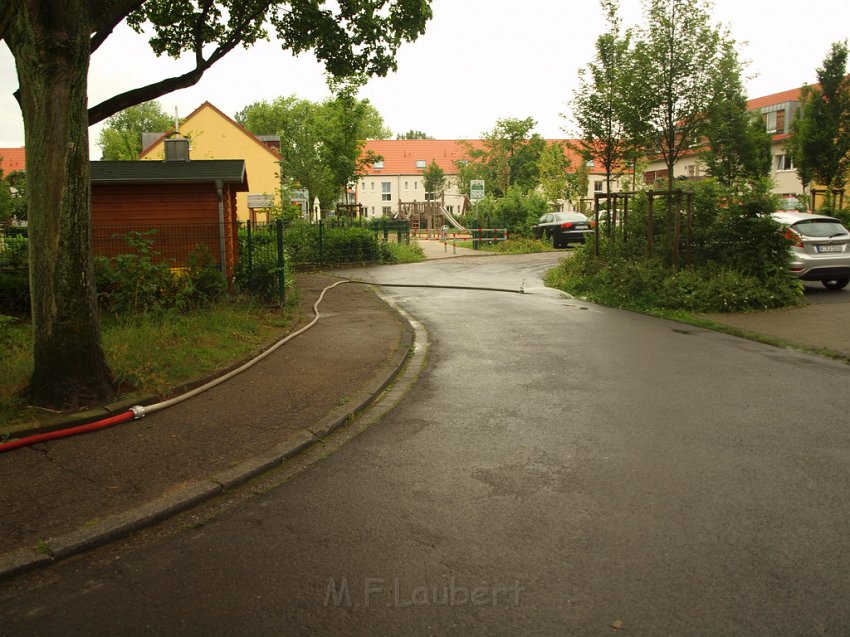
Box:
362;139;479;174
747;87;804;110
0;148;25;173
362;139;608;175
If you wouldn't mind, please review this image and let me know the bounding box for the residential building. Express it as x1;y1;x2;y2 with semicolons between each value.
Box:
356;139;620;218
139;102;281;221
641;86;806;200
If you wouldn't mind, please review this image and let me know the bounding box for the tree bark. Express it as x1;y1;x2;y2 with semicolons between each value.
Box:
7;0;116;407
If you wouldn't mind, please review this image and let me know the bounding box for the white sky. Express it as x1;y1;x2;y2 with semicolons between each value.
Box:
1;0;849;157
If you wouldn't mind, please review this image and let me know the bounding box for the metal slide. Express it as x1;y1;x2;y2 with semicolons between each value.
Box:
440;205;467;232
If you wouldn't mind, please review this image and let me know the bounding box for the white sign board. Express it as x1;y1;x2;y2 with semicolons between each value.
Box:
470;180;485;200
247;193;275;209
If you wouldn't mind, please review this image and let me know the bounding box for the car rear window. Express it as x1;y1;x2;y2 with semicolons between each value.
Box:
552;213;588;222
791;220;849;238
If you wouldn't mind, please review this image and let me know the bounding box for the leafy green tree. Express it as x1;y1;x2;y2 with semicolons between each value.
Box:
570;0;634;196
0;169;13;225
788;41;850;198
319;76;385;203
701;40;772;189
1;0;431;407
97;101;173;160
397;130;434;140
239;79;389;210
459;117;546;198
422;160;446;201
538;142;573;206
625;0;731;192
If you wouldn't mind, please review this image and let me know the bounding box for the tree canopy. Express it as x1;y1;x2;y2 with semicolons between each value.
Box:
237;80;389;210
700;39;772;189
570;0;633;195
458;117;546;198
1;0;432;407
788;40;850;197
624;0;732;191
97;100;174;160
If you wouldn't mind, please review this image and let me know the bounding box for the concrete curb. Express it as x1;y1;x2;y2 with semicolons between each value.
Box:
0;305;418;582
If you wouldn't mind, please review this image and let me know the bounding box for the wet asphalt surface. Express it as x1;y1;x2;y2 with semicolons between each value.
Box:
2;253;850;636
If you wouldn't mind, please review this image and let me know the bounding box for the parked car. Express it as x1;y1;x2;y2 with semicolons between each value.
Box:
770;211;850;289
532;212;593;248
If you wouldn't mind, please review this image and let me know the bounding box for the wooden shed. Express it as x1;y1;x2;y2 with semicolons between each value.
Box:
90;156;248;282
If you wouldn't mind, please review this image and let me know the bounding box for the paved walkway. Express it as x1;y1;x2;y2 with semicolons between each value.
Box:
1;254;848;579
0;273;411;577
416;238;493;259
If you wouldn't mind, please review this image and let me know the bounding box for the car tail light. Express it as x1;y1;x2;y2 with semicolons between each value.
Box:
561;222;574;230
784;228;803;247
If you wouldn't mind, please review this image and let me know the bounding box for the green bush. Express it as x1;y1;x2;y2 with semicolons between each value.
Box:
464;187;549;237
0;234;28;269
95;230;227;315
182;243;227;307
481;237;554;254
380;240;425;263
0;272;30;314
545;180;803;314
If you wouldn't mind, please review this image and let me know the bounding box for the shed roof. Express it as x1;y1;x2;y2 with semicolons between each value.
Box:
91;160;248;190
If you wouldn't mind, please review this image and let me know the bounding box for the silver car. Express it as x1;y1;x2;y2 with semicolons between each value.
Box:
770;211;850;290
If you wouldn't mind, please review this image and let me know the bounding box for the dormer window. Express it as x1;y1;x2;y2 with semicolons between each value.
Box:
373;160;384;169
416;160;426;169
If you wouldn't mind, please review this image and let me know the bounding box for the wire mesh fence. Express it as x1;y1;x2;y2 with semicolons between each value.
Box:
1;218;411;311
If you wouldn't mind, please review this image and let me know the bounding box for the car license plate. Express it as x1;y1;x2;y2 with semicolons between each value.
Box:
816;244;843;253
576;224;587;230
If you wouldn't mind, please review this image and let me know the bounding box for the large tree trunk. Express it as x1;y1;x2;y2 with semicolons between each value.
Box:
7;1;116;407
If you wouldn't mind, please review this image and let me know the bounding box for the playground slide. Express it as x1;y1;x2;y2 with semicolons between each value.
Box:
440;205;467;232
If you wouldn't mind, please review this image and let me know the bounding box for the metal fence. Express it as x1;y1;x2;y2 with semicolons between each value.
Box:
1;218;411;308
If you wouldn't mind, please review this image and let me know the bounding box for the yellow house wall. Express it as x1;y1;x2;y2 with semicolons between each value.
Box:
142;105;280;221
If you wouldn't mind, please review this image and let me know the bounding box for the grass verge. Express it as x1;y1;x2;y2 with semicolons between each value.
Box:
0;299;297;432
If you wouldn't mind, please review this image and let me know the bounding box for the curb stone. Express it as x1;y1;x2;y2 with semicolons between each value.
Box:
0;303;418;582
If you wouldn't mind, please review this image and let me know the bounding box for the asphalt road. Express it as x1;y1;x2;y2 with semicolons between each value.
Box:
3;253;850;636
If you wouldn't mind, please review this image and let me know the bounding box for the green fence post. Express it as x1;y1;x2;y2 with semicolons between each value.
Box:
275;218;286;307
246;220;254;290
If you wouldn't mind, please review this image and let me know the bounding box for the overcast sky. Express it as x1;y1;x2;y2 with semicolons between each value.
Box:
1;0;849;157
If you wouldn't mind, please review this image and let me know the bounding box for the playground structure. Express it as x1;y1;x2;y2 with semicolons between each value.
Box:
395;199;467;237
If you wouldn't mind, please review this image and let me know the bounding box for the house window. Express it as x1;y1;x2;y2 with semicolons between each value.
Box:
382;206;392;216
361;182;366;191
370;182;375;191
763;110;785;134
594;181;604;192
373;160;384;169
446;205;454;214
775;154;795;172
416;159;426;169
381;182;391;201
687;164;697;177
404;181;409;191
414;182;418;191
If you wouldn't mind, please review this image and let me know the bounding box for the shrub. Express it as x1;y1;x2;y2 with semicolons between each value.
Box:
182;243;227;307
95;230;184;315
0;272;30;314
380;240;425;263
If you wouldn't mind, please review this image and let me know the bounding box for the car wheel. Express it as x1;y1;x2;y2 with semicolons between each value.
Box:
822;277;849;290
551;234;561;249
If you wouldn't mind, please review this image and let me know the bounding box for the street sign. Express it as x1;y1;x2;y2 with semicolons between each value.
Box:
470;180;485;200
247;193;275;209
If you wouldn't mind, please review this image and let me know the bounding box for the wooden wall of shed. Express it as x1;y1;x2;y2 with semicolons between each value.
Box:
91;182;239;283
